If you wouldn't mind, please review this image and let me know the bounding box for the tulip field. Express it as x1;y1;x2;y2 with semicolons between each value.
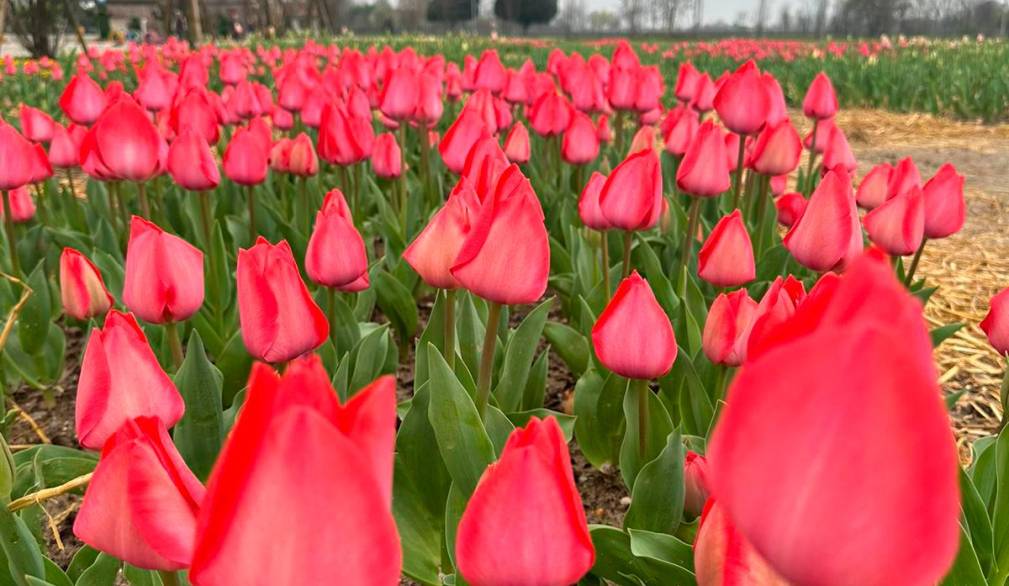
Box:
0;33;1006;586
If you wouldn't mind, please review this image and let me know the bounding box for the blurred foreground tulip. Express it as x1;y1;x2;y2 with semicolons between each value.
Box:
981;288;1009;356
694;500;789;586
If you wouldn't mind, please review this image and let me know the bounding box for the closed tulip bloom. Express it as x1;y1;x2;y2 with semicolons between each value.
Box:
683;451;710;519
674;61;700;103
981;288;1009;355
170;89;220;145
627;126;656;156
607;66;636;111
287;132;319;177
306;189;369;288
770;173;788;195
578;172;610;231
190;358;401;585
19;104;55;143
707;251;960;586
456;417;594;586
134;65;173;112
749;119;801;177
783;169;857;272
416;72;444;125
691;73;718;113
592;271;676;379
123;217;204;324
561;111;600;165
60;248;114;321
77;310;184;450
0;122;36;190
238;238;329;363
864;186;925;256
820;125;857;174
660;105;698;157
48;123;83;169
596;114;612;143
167;127;220;191
676;121;732;197
887;156;921;199
633;66;664;113
371;133;403;179
775;192;807;228
474;49;507;94
698;210;756;288
223;127;269;186
529;92;572;138
461;137;509;199
702;289;758;367
28;143;53;184
803;117;835;154
855;163;893;210
922;163;965;239
714;60;769;136
75;417;203;570
269;138;292;173
59;73;107;125
83;100;162;182
503;122;531;164
599;149;663;231
762;73;789;126
803;72;839;120
379;67;419;121
3;187;36;223
743;275;807;358
317;102;374;166
694;500;790;586
403;181;479;290
451;166;549;305
439;109;491;174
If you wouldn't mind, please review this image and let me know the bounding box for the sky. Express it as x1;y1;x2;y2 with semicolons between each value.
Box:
584;0;770;26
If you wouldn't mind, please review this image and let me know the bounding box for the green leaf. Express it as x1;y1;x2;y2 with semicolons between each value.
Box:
493;298;552;413
520;349;550;411
960;468;994;576
374;270;419;347
426;344;496;497
931;323;965;348
573;370;626;469
17;261;52;355
624;430;685;534
41;559;72;586
73;553;120;586
990;425;1009;578
620;380;674;490
663;349;714;438
346;325;393;397
172;331;225;480
940;524;987;586
66;548;99;582
627;529;694;573
121;566;159;586
543;321;590;377
0;507;43;584
587;525;692;586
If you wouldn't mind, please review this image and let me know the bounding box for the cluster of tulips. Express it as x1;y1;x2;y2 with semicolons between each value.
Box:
0;34;1003;586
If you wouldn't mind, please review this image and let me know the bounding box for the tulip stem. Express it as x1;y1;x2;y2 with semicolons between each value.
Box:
601;231;611;300
475;302;502;419
677;197;703;283
2;192;19;275
164;321;184;370
614;111;625;155
634;378;650;462
246;185;257;243
199;191;213;248
904;239;927;287
805;130;819;196
730;136;746;209
137;182;151;218
299;176;311;235
157;571;180;586
417;124;433;206
999;358;1009;431
444;289;456;369
622;231;634;279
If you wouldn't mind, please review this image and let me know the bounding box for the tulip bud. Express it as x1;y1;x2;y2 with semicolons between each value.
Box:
85;99;163;182
403;181;479;290
864;186;925;256
371;133;403;179
683;451;710;519
318;101;374;167
223;126;269;186
287;132;319;177
803;117;834;154
59;73;107;125
238;238;329;363
578;172;610;231
855;163;893;210
60;247;115;321
749;119;802;177
167;127;220;191
379;67;419;121
561;110;600;165
190;358;401;585
702;289;758;367
783;168;858;272
3;187;36;223
306;189;369;289
982;288;1009;355
48;123;84;169
698;210;755;288
660;105;698;157
694;500;790;586
74;417;204;570
529;91;573;138
762;73;789;126
674;61;700;103
676;121;732;197
19;104;56;143
76;310;185;450
599;149;663;231
592;271;676;379
123;217;205;324
821;125;857;175
456;417;594;586
596;114;612;143
922;163;965;239
170;88;221;145
775;192;807;228
887;156;921;199
802;72;839;120
503;122;530;164
438;109;491;174
714;60;768;136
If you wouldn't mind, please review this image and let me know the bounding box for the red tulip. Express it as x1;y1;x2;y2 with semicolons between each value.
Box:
371;132;403;179
60;247;114;321
74;417;204;571
238;238;329;363
167;127;220;191
694;500;790;586
456;417;594;586
286;132;319;177
306;189;369;289
19;104;55;143
380;67;419;121
691;73;717;113
633;66;664;113
802;72;839;120
123;217;204;324
318;101;374;166
135;65;174;112
607;66;636;111
749;119;801;177
223;126;269;186
170;89;220;145
676;121;732;197
769;173;788;195
762;73;789;126
922;163;965;239
599;149;663;231
59;73;107;125
561;111;600;165
714;60;768;136
503;122;530;164
474;49;507;94
439;109;491;174
674;61;700;102
82;100;162;182
76;310;184;450
982;288;1009;355
660;105;699;157
592;271;676;379
2;187;36;223
803;117;834;154
683;451;710;519
702;289;758;367
529;91;572;138
627;126;656;155
775;192;807;228
0;122;36;190
820;125;857;174
461;137;509;199
578;171;610;231
887;156;921;199
745;275;807;357
698;210;755;288
48;123;84;169
596;114;612;143
451;165;550;305
783;169;858;272
190;358;401;585
404;181;479;290
855;163;892;210
864;186;925;256
415;72;444;125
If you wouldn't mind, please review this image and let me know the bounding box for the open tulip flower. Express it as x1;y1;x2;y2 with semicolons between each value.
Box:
0;37;989;586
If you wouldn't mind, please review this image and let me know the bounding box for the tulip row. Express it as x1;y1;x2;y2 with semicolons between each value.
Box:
0;36;997;586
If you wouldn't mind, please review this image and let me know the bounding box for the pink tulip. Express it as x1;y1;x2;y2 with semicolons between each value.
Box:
592;271;676;379
698;210;755;288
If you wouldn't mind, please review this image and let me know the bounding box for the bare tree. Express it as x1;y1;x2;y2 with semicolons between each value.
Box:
558;0;588;31
621;0;645;31
779;2;793;31
756;0;770;34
